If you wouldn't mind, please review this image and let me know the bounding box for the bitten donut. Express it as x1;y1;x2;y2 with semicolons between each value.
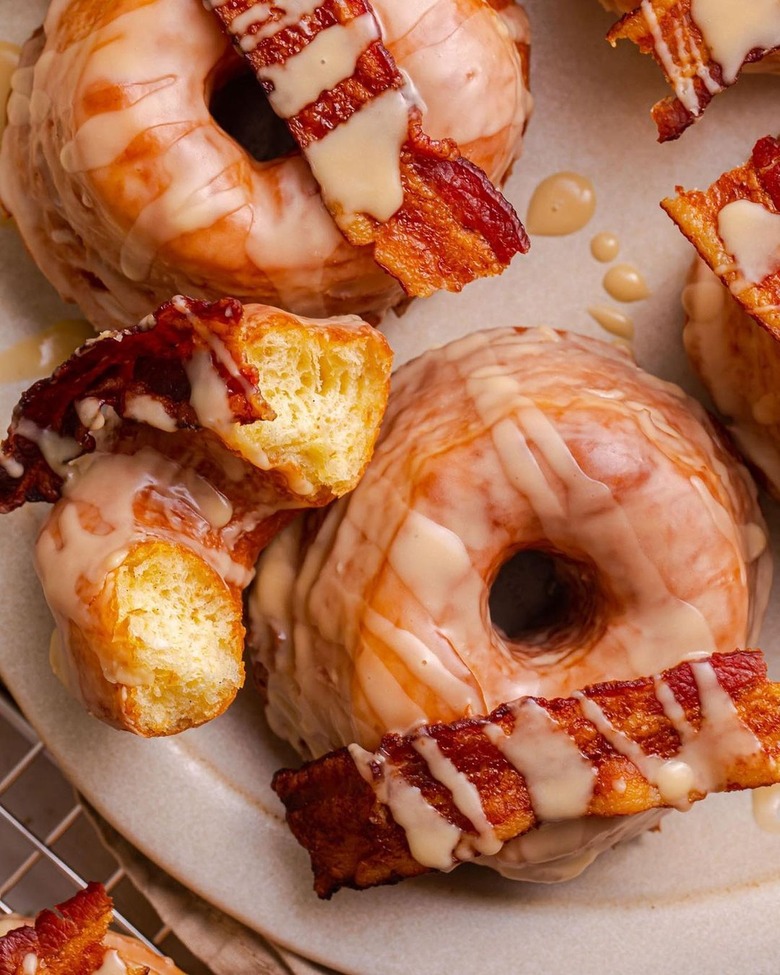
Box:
0;296;392;736
0;0;532;330
250;327;771;760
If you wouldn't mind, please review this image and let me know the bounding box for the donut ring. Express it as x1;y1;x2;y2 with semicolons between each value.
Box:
249;327;771;760
0;0;532;329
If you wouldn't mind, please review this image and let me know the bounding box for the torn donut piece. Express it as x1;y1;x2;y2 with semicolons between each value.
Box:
607;2;780;141
206;0;529;297
0;882;188;974
273;650;780;897
0;298;392;736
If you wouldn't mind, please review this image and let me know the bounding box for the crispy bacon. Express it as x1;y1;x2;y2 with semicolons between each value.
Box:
607;2;780;141
273;650;780;897
0;883;145;975
662;134;780;336
206;0;528;296
0;297;272;513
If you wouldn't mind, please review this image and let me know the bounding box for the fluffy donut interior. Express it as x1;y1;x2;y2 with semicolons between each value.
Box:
231;317;392;496
71;540;244;737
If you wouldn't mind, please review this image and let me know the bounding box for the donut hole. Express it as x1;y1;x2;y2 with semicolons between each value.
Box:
489;549;602;652
209;70;297;163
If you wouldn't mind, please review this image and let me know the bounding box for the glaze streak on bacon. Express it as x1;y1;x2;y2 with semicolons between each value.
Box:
0;297;272;513
273;651;780;897
0;883;131;975
607;1;779;141
662;134;780;336
207;0;528;296
286;41;403;149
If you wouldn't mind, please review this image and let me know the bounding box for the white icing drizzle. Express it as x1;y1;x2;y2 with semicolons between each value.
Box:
263;14;379;119
0;453;24;479
4;0;529;323
717;199;780;288
349;744;460;870
413;733;502;856
49;1;251;283
640;0;722;116
577;660;762;810
215;0;414;223
123;394;178;433
305;89;408;222
13;418;81;475
351;657;765;872
483;701;596;820
478;388;718;665
691;0;780;84
481;809;666;883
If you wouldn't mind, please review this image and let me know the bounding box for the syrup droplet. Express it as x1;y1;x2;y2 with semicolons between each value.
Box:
590;232;620;263
603;263;650;303
526;172;596;236
588;305;635;340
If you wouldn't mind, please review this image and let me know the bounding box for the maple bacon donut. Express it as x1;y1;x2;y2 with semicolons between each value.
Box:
250;327;771;761
0;0;532;330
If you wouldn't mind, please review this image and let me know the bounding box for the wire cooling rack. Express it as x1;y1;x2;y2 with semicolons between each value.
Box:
0;685;212;974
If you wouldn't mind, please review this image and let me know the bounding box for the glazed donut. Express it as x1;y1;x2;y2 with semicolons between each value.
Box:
250;327;770;761
0;0;532;330
0;883;186;974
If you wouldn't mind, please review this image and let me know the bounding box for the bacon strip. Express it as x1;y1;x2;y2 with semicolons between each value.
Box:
205;0;529;296
607;2;780;141
662;134;780;335
0;883;142;975
0;296;271;512
273;650;780;897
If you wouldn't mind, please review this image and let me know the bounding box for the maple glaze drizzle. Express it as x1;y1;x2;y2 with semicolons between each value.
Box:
351;657;765;870
590;231;620;263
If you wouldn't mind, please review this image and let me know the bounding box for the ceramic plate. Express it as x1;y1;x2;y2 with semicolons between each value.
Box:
2;1;780;972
